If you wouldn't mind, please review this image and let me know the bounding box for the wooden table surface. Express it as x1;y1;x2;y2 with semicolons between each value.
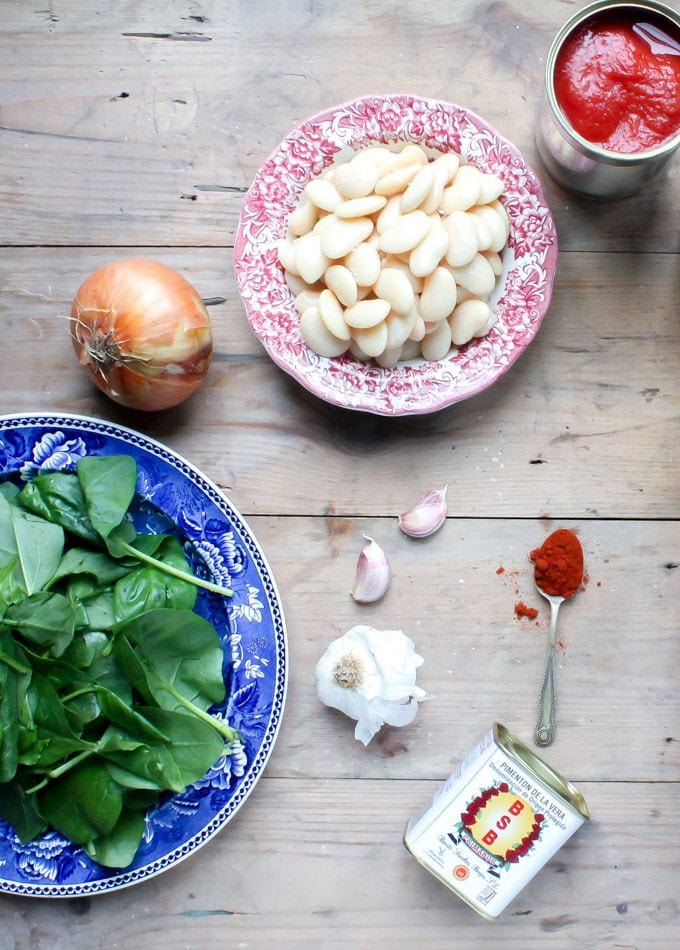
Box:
1;0;679;946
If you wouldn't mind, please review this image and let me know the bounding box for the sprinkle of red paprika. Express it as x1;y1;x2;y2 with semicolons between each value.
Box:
515;601;539;620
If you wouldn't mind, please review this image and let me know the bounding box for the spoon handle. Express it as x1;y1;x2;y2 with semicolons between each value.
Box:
534;597;561;746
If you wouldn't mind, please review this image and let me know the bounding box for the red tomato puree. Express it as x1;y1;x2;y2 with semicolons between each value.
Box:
554;9;680;153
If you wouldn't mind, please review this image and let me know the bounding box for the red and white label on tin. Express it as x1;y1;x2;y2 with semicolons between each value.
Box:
404;728;586;917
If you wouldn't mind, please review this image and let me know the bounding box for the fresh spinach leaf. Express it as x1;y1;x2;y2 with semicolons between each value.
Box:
0;782;46;842
76;455;137;540
104;762;165;792
0;632;32;783
67;579;116;632
114;538;197;623
0;483;20;505
102;706;224;793
85;808;145;868
0;502;64;596
19;473;98;544
114;609;233;740
49;548;133;587
39;762;123;845
0;558;27;615
6;592;76;656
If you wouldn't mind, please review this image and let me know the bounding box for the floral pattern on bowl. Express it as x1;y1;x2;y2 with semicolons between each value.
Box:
234;93;558;416
0;414;287;896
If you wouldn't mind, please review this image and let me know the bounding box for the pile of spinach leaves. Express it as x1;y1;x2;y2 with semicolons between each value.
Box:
0;454;236;869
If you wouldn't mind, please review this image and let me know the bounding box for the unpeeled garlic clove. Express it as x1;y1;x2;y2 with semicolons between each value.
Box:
398;485;448;538
351;535;390;603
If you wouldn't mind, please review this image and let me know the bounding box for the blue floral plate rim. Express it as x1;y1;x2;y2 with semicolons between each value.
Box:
0;412;288;897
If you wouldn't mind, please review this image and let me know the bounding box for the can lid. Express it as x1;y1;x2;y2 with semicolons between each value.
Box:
493;723;590;820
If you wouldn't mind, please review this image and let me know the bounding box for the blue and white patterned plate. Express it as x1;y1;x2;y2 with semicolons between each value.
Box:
0;413;288;897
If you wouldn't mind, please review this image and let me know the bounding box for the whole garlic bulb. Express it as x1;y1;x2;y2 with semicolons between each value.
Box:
315;625;426;745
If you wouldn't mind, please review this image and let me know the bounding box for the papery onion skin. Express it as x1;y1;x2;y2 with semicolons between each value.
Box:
70;259;213;411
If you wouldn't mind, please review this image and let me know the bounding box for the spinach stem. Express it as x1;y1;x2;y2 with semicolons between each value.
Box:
0;649;30;674
117;540;233;598
26;749;95;793
168;685;238;741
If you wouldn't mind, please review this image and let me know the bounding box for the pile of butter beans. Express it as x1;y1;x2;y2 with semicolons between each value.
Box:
278;143;509;366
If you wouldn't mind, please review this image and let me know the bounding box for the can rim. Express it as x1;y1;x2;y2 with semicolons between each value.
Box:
545;0;680;165
493;723;590;820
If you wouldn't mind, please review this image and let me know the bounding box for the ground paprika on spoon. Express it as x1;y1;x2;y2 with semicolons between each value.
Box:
530;529;583;599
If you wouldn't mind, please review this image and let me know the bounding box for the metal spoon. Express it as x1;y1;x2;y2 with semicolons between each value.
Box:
534;590;564;747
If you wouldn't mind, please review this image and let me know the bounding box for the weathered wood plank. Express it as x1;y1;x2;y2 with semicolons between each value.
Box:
251;515;680;783
2;778;678;948
1;1;678;250
1;248;678;519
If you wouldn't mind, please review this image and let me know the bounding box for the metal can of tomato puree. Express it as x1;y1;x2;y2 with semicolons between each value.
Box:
535;0;680;199
403;723;589;919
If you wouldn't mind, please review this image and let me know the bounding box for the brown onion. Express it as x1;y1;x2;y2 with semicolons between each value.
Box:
70;259;213;411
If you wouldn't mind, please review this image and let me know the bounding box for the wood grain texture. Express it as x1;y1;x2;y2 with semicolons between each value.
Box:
247;515;680;783
2;778;678;949
1;247;678;518
1;0;679;943
1;1;679;250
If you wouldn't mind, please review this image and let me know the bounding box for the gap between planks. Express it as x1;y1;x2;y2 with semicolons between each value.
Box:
0;244;677;255
234;512;680;523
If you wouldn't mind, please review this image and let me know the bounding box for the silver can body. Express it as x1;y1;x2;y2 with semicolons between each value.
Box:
535;0;680;200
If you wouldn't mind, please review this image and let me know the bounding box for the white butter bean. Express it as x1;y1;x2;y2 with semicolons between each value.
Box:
482;250;503;276
420;266;458;322
352;146;395;169
408;315;426;342
295;290;320;313
478;173;504;204
285;271;310;296
385;309;417;348
334;160;380;199
366;230;382;249
490;199;510;240
278;239;299;274
305;179;343;212
324;264;358;307
344;298;390;329
375;164;421;197
347;242;381;286
335;195;387;218
376;195;402;234
400;339;421;360
375;345;403;368
448;299;492;345
375;268;415;315
312;213;337;235
410;218;450;277
381;257;423;293
469;210;493;252
300;306;349;357
353;321;389;357
402;144;428;165
443;210;479;267
349;340;372;361
450;254;497;296
294;233;329;284
318;289;351;341
472;205;507;253
379;210;430;253
288;199;318;236
321;217;374;259
441;165;483;213
421;153;459;214
380;147;427;176
420;319;452;361
400;163;435;213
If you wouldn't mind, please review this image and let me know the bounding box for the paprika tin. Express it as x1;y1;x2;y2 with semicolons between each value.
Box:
403;723;589;919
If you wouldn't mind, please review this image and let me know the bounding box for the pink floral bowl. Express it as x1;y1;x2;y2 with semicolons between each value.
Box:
234;94;558;416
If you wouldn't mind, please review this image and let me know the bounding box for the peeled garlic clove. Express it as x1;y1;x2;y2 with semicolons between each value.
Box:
398;485;448;538
352;535;391;603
